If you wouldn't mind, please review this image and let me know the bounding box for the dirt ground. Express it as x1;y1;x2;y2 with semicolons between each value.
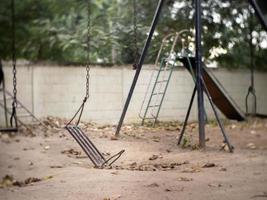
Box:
0;117;267;200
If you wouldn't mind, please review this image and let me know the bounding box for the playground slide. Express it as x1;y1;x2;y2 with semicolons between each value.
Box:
179;57;246;121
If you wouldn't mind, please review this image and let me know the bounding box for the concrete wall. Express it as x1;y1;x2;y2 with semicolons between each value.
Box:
1;62;267;125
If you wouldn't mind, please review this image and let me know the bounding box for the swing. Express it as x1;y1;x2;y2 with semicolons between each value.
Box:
0;0;18;132
245;7;267;118
65;0;124;168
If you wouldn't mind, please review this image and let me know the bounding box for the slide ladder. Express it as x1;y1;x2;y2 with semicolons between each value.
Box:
139;58;175;126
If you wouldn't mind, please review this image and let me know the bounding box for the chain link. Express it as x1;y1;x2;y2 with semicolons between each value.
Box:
132;0;139;69
12;0;17;108
85;0;91;99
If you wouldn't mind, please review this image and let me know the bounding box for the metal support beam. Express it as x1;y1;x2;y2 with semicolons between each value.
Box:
177;85;196;145
195;0;205;147
115;0;165;136
249;0;267;31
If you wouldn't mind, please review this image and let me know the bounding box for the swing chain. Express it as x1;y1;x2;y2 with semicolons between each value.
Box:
245;6;257;114
132;0;139;70
85;0;91;100
10;0;17;127
12;0;17;107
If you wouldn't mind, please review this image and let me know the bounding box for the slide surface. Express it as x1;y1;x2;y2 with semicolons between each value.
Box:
179;57;246;121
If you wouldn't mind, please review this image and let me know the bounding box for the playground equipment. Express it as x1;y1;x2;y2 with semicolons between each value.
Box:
65;0;124;168
249;0;267;32
0;87;43;128
0;0;18;132
0;0;44;132
115;0;267;150
245;2;267;118
115;0;233;150
139;31;185;126
179;57;245;121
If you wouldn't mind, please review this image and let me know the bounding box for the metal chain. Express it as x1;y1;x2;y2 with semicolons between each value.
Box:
132;0;139;69
245;6;257;114
249;7;255;91
85;0;91;100
12;0;17;109
9;0;17;127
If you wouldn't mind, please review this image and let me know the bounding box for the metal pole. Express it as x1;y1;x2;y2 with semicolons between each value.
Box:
115;0;165;136
249;0;267;31
177;85;196;145
201;78;233;152
195;0;205;147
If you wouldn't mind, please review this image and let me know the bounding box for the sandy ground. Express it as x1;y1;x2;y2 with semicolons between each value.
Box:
0;117;267;200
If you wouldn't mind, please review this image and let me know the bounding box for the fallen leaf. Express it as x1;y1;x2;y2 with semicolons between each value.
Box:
149;155;159;161
219;167;227;172
182;168;201;173
24;177;41;184
152;136;160;142
0;175;14;188
50;165;63;168
61;148;81;156
246;143;256;149
178;177;193;182
202;162;216;168
110;135;118;140
208;183;222;188
44;145;50;150
146;182;159;187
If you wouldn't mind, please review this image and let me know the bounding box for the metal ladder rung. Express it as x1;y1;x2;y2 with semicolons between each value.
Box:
152;92;164;96
148;105;160;108
159;68;171;72
140;57;176;125
155;80;168;83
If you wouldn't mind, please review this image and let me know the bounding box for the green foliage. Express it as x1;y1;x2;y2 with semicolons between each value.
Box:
0;0;266;69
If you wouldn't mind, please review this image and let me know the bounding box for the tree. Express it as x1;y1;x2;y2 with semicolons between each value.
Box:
0;0;266;69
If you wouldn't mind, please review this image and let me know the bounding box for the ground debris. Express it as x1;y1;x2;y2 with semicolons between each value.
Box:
110;135;118;140
0;175;53;188
219;167;227;172
50;165;63;168
246;143;257;150
152;136;160;142
61;148;82;157
149;154;160;161
202;162;216;168
177;177;193;182
251;192;267;199
146;182;159;187
114;161;190;171
182;165;201;173
208;183;223;188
